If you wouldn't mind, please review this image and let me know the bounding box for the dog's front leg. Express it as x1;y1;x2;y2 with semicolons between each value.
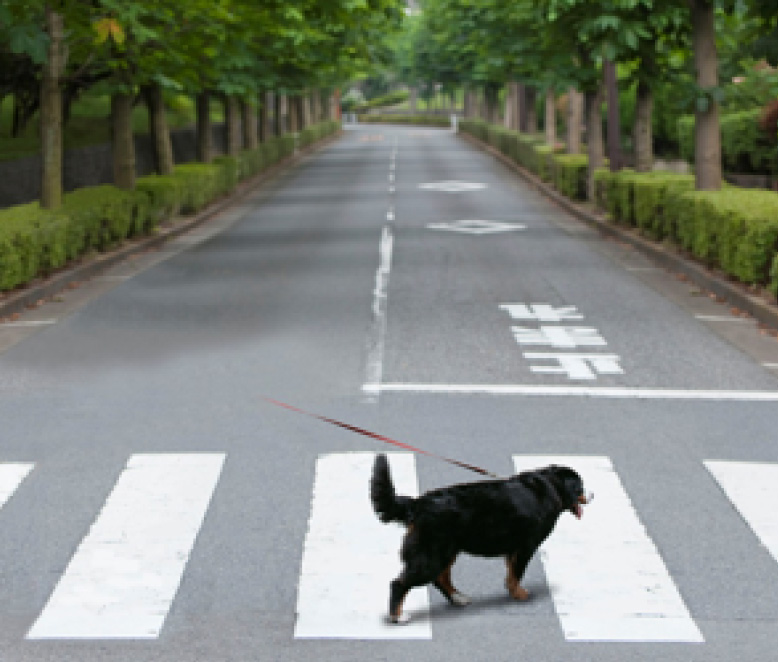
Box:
505;553;531;601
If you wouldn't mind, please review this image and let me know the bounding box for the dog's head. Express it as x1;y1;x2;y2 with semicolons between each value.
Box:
530;466;591;519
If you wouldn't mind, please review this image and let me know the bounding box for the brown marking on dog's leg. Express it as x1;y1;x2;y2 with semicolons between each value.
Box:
434;559;471;607
505;555;531;601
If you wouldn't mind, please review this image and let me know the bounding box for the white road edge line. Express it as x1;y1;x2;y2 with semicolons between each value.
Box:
695;315;754;323
362;382;778;401
514;455;703;643
27;453;225;640
1;320;57;328
294;452;430;639
364;226;394;403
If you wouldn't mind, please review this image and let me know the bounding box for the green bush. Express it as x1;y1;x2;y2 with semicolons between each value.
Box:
678;110;778;174
172;163;224;213
670;187;778;283
62;185;150;252
459;118;489;141
136;175;183;229
213;155;240;192
0;203;62;289
770;253;778;297
532;144;556;182
552;154;589;200
633;172;695;239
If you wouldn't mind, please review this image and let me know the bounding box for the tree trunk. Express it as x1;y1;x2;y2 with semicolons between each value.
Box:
545;88;557;148
504;83;515;129
243;99;258;150
225;95;242;155
196;92;213;163
566;87;583;154
277;94;287;134
585;83;606;201
517;83;527;132
144;83;174;175
634;80;654;172
40;7;66;209
690;0;722;190
525;86;538;134
604;60;622;172
260;92;271;141
111;91;135;190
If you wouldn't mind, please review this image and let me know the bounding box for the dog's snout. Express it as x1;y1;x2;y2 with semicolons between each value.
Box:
579;492;594;505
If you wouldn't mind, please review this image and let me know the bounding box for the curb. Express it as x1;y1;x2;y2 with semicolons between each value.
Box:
0;131;342;320
459;131;778;332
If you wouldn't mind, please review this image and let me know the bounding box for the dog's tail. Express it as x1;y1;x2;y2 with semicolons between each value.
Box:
370;454;414;524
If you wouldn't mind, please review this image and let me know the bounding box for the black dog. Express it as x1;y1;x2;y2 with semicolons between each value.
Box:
370;453;590;623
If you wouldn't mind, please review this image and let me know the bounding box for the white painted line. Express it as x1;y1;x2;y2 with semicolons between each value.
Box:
386;208;395;222
389;172;395;183
1;320;57;328
362;382;778;401
513;455;703;643
705;461;778;566
695;315;754;323
0;463;34;508
763;363;778;369
27;453;225;639
364;226;394;403
295;453;430;639
389;185;396;194
418;181;487;192
426;220;526;235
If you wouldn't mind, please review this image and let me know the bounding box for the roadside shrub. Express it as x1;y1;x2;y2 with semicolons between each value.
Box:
552;154;588;200
633;172;695;240
136;175;182;229
0;203;61;289
213;155;240;192
172;163;224;213
670;187;778;283
62;185;149;252
532;144;556;182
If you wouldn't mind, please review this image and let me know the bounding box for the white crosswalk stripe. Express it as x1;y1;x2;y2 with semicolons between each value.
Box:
705;460;778;564
294;452;431;639
0;463;34;509
27;453;225;640
513;455;704;643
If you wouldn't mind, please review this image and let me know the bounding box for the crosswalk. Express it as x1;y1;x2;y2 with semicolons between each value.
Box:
0;452;776;643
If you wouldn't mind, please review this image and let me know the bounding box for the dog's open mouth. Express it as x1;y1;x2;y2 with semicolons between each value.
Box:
572;493;592;519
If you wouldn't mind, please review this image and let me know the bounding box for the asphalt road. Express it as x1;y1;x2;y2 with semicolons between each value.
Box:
2;123;778;661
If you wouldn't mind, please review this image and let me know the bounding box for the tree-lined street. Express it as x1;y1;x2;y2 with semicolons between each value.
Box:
0;123;777;660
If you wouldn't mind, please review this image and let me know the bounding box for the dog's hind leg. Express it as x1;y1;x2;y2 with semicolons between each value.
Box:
434;559;471;607
505;553;532;601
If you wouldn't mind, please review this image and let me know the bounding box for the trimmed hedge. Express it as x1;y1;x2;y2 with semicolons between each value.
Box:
552;154;589;201
460;117;778;298
0;120;340;292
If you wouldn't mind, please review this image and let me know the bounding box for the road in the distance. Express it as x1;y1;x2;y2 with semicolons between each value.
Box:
0;123;777;661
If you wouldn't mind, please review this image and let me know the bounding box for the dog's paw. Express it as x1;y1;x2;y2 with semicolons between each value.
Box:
388;612;411;625
509;586;531;601
450;591;471;607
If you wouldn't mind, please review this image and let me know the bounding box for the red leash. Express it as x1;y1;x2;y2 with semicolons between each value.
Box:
262;397;501;479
